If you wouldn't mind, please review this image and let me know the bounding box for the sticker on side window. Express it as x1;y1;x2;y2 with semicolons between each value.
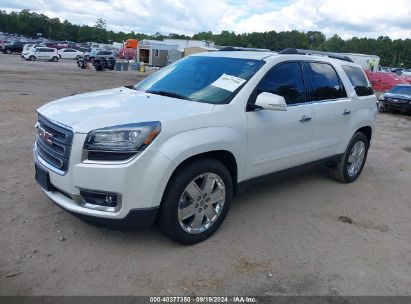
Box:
210;74;246;92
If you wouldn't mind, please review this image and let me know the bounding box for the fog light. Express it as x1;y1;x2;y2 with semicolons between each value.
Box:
80;189;118;207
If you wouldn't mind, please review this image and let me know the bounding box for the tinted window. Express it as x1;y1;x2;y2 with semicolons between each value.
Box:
255;62;306;104
342;65;373;96
306;62;347;101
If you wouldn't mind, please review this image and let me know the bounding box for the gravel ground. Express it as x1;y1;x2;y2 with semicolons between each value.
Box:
0;53;410;296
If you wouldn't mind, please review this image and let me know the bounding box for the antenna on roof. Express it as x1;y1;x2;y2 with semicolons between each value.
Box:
279;48;353;63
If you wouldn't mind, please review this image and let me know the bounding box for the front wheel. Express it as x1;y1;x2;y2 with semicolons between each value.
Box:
6;49;12;54
329;132;369;183
29;55;36;61
158;158;233;245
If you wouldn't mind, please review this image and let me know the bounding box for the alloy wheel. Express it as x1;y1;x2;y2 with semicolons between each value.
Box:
178;173;226;234
347;141;366;177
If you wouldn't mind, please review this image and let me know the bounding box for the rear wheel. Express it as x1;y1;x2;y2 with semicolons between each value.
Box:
158;158;233;245
329;132;369;183
6;49;12;54
52;56;59;62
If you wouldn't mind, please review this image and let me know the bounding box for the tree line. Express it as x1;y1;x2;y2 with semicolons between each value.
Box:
1;9;410;67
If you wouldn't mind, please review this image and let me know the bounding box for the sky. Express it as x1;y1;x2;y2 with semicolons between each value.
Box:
1;0;411;39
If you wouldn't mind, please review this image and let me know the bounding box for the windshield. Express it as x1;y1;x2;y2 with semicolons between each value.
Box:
389;86;411;95
134;56;265;104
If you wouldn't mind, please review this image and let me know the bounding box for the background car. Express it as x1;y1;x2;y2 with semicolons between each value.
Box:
365;70;409;91
22;47;60;62
0;41;26;54
400;71;411;84
58;48;84;59
88;50;117;62
379;84;411;113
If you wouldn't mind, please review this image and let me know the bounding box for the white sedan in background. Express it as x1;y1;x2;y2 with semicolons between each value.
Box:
58;48;83;59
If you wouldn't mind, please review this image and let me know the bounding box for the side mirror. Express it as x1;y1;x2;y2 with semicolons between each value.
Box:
254;92;287;111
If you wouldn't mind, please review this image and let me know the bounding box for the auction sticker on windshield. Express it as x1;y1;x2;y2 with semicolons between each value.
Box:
211;74;246;92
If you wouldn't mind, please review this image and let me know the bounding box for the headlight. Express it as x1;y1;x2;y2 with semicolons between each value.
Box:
84;121;161;160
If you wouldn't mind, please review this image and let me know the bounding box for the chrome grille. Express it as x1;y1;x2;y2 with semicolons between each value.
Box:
35;115;73;173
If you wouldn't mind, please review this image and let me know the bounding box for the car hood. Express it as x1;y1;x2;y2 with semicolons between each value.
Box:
384;92;411;101
38;87;215;133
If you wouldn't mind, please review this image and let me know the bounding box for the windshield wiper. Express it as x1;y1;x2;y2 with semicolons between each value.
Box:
146;90;192;101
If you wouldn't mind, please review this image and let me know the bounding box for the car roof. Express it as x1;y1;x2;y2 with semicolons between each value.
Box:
190;50;360;67
191;51;276;60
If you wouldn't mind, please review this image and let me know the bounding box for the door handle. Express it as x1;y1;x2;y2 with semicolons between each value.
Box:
343;109;351;115
299;115;312;123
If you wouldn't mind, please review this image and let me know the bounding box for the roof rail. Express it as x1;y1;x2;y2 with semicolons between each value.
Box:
219;46;271;52
279;48;354;63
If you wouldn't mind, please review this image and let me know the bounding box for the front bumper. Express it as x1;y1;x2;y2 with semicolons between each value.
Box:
34;132;176;223
46;189;159;228
382;101;411;113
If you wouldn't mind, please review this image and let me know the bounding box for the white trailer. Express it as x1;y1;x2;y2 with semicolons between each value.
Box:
341;53;380;71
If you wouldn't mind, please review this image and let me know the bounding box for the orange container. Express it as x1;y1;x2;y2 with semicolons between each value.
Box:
125;39;138;49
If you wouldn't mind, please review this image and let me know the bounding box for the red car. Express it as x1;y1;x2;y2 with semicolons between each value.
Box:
400;73;411;85
365;70;408;92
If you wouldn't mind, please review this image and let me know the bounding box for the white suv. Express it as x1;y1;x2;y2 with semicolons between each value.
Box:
34;49;378;244
23;47;59;62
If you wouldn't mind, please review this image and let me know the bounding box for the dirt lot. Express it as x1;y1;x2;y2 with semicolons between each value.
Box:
0;53;410;296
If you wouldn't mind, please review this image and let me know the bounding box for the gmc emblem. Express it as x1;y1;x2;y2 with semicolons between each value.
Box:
37;126;53;145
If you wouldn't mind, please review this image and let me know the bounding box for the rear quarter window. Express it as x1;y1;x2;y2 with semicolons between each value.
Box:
306;62;347;101
342;65;374;97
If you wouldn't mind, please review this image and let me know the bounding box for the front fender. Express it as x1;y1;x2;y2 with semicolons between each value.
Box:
156;127;247;181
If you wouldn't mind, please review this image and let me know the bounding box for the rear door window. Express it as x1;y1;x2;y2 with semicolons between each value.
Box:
342;65;374;96
305;62;347;101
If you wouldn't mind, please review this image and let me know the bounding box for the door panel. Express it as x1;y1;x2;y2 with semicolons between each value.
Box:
38;51;46;60
304;61;352;158
246;104;314;178
246;61;315;179
311;99;351;157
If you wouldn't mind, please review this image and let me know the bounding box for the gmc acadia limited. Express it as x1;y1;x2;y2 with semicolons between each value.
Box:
34;49;378;244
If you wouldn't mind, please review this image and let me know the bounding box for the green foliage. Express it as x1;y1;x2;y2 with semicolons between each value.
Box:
1;9;410;67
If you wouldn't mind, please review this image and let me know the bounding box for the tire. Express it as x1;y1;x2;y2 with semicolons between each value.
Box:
329;132;369;183
158;158;233;245
29;56;36;61
6;49;12;54
52;56;59;62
